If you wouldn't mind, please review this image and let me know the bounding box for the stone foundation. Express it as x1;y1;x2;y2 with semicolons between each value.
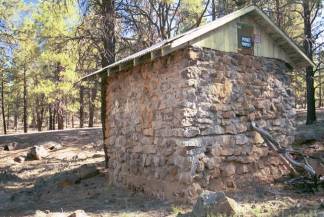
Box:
104;46;295;202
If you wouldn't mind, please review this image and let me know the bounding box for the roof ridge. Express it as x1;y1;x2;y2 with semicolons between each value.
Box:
78;5;313;82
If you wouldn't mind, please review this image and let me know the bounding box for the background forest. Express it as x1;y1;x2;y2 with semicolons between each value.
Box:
0;0;323;134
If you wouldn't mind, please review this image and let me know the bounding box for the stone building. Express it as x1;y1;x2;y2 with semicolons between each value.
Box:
83;6;314;202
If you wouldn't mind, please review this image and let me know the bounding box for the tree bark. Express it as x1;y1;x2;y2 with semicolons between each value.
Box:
14;112;18;131
23;68;28;133
306;69;316;124
7;103;9;130
303;0;316;124
48;105;53;130
100;0;115;168
1;74;6;134
36;108;44;131
14;96;19;131
36;96;44;131
318;69;322;108
31;111;36;129
88;85;97;127
275;0;282;27
57;101;64;130
211;0;216;20
66;111;68;128
52;107;56;130
79;85;84;128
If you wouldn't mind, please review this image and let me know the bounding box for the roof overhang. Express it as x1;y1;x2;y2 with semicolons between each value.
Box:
249;7;315;68
79;6;315;82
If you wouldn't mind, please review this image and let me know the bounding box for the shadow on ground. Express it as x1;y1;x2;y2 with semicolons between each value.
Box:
0;127;103;149
0;128;172;217
0;161;172;217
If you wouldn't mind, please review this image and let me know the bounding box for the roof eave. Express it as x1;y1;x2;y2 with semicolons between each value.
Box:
253;7;315;68
78;5;315;82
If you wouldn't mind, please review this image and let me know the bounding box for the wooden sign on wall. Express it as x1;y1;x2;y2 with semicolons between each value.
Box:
237;23;254;55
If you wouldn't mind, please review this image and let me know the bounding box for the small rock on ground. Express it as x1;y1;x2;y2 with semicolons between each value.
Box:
68;210;90;217
3;142;17;151
78;164;99;180
34;210;47;217
14;156;25;163
26;145;49;160
191;191;239;217
40;141;63;151
33;210;89;217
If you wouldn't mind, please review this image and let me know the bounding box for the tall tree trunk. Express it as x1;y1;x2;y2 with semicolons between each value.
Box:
79;85;84;128
14;112;18;131
211;0;216;20
31;111;36;129
71;115;74;128
14;96;19;131
66;112;68;128
7;103;9;130
23;68;28;133
319;69;322;108
36;105;44;131
49;105;53;130
1;74;6;134
100;0;116;168
304;90;307;109
218;0;226;16
303;0;316;125
88;86;97;127
57;101;64;130
306;68;316;124
275;0;282;27
36;97;41;131
52;107;56;130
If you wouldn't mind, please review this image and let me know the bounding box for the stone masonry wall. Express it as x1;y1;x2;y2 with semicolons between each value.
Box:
104;46;295;202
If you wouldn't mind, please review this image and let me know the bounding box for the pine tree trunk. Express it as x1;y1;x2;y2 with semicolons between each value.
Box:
57;101;64;130
211;0;216;20
304;90;307;109
319;69;322;108
23;68;28;133
31;111;36;129
275;0;281;27
14;97;18;131
100;0;115;168
7;103;9;130
36;97;41;131
303;0;316;125
48;105;53;130
79;85;84;128
1;74;6;134
306;67;316;124
52;107;56;130
36;105;44;132
66;112;68;128
14;113;18;131
88;86;97;127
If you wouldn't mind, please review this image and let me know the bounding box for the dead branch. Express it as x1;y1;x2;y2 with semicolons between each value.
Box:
251;122;319;178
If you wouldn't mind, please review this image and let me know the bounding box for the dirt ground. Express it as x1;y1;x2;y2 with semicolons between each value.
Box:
0;126;323;217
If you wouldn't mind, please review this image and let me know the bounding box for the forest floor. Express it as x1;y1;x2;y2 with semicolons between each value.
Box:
0;120;323;217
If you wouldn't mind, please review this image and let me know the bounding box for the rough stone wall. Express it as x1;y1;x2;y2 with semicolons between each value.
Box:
105;46;295;202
